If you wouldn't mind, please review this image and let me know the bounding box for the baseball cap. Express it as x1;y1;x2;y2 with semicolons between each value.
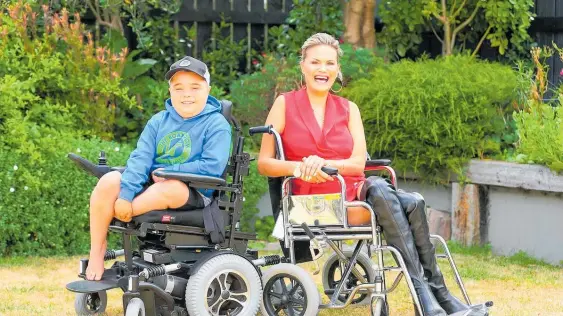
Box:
165;56;211;85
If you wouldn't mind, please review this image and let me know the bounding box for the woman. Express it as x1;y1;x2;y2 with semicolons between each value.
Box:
257;33;469;316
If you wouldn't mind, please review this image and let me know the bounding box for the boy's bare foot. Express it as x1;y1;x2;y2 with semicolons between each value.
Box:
85;253;105;281
86;242;107;281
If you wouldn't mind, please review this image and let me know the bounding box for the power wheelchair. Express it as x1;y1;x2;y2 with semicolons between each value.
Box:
65;101;285;316
249;125;492;316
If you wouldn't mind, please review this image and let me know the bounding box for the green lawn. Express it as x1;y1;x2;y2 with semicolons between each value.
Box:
0;243;562;315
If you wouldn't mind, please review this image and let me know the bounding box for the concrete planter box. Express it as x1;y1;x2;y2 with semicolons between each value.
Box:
400;160;563;265
256;160;563;265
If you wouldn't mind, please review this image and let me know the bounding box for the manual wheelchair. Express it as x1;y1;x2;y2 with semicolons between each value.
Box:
65;101;285;316
249;125;492;316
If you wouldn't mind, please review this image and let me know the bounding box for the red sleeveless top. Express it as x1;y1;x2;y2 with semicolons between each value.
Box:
281;88;365;201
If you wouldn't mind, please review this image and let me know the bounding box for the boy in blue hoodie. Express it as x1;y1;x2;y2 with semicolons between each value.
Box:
85;56;232;280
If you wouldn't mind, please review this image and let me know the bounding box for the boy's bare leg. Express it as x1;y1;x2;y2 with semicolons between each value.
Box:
132;180;190;216
86;171;121;281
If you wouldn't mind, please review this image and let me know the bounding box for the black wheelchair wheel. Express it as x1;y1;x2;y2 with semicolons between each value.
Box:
260;263;320;316
322;251;375;305
74;291;107;315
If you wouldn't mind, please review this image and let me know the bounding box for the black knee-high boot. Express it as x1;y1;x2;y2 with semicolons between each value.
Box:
397;191;470;314
361;177;446;316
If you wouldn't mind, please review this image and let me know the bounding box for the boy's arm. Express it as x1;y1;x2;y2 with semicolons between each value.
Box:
119;117;158;202
165;126;232;178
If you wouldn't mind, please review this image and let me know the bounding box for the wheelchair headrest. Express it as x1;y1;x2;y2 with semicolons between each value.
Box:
220;100;240;130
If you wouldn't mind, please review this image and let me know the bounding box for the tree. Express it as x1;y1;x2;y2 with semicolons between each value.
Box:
341;0;377;49
379;0;535;58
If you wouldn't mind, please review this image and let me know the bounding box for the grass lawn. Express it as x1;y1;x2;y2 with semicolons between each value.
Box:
0;243;561;316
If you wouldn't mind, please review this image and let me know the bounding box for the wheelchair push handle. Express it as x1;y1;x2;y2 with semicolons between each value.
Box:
321;166;338;176
248;125;273;136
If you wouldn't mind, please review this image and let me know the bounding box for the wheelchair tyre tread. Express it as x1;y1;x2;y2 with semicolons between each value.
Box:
260;263;320;316
185;253;262;316
74;291;107;315
125;298;145;316
322;250;376;306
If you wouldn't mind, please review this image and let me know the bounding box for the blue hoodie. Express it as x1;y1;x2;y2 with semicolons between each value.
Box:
119;96;232;202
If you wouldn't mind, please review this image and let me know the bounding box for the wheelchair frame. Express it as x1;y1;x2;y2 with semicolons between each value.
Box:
256;125;472;316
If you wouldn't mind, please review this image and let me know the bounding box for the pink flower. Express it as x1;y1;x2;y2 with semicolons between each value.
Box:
560;68;563;76
252;59;258;65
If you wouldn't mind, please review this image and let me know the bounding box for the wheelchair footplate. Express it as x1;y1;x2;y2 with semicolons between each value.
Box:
66;267;121;294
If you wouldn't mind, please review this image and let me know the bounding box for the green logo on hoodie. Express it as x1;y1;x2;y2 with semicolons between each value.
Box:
155;131;191;165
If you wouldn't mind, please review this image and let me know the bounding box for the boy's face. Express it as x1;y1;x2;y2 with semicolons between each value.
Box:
169;71;211;119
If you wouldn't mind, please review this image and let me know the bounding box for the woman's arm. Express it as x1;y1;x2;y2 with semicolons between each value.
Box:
325;101;367;176
257;95;301;177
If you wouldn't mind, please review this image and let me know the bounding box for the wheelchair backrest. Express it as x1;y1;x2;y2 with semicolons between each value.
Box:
220;100;240;131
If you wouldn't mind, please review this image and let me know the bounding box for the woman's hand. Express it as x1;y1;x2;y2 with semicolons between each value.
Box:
114;199;133;222
300;155;333;183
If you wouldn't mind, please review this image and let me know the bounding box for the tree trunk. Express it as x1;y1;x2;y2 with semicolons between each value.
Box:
361;0;376;49
343;0;377;49
343;0;363;48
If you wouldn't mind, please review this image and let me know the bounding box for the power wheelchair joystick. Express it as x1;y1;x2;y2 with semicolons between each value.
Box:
98;151;107;166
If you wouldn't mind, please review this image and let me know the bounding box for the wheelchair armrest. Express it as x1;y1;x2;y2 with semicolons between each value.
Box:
153;170;226;186
68;153;111;179
111;166;126;173
366;159;391;167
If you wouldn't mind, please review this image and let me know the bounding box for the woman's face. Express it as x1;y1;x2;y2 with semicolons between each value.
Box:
300;44;339;93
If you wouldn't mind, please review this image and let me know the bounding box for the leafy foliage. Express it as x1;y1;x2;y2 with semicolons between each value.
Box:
0;137;133;256
265;0;344;58
0;2;135;153
202;20;248;93
512;46;563;172
379;0;534;59
342;55;519;180
239;161;269;233
514;105;563;172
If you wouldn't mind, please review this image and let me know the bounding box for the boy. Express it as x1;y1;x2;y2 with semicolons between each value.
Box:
85;56;232;281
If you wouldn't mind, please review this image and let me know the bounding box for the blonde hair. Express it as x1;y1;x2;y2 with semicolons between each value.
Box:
300;33;343;62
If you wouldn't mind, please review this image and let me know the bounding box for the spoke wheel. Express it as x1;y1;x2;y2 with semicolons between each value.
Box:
322;251;375;305
260;264;319;316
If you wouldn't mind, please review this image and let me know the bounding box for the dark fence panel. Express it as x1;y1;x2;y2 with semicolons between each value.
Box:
172;0;290;70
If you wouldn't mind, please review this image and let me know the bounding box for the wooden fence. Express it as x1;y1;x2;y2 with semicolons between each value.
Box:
173;0;292;71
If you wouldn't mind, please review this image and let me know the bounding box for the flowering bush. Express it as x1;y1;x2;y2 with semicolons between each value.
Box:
513;46;563;172
0;2;135;140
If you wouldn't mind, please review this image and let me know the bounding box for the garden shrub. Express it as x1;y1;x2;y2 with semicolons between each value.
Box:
513;105;563;172
0;137;133;256
512;46;563;172
342;55;519;180
239;161;269;233
0;3;135;140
